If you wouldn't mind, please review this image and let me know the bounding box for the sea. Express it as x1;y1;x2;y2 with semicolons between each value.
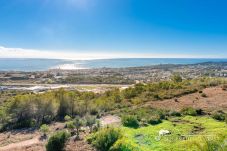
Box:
0;58;227;71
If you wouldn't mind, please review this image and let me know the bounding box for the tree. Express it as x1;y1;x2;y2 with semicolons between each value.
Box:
56;89;70;119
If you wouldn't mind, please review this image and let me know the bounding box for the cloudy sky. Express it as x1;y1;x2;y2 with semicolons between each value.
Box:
0;0;227;59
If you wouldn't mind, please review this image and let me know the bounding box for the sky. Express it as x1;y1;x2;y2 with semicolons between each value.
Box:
0;0;227;59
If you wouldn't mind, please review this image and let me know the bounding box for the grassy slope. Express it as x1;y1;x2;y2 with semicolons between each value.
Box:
120;116;227;151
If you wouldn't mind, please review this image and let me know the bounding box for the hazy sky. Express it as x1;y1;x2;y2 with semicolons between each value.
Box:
0;0;227;58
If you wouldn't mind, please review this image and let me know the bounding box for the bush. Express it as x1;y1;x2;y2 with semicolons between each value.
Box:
222;85;227;91
122;115;139;128
110;138;139;151
201;93;207;97
87;127;122;151
46;130;70;151
64;115;71;121
212;111;226;121
40;124;49;137
195;108;204;115
169;111;181;117
171;74;183;83
148;116;162;125
181;107;197;116
225;114;227;124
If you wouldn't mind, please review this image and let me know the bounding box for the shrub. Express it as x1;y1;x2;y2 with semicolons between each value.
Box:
181;107;197;116
74;117;84;139
222;85;227;91
148;116;162;125
46;130;70;151
87;127;122;151
195;108;204;115
171;74;183;83
225;114;227;124
122;115;139;128
212;111;226;121
64;115;71;121
85;115;96;133
201;93;207;97
40;124;49;137
110;138;139;151
169;111;181;117
66;121;75;135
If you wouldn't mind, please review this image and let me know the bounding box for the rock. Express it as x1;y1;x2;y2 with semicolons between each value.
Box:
159;129;171;136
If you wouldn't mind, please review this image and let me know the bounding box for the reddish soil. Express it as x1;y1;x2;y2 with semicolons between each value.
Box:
144;87;227;112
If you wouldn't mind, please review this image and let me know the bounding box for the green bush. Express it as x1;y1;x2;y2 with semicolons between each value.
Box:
148;116;162;125
212;111;226;121
169;111;181;117
110;138;139;151
46;130;70;151
64;115;72;121
225;114;227;124
40;124;49;137
87;127;122;151
122;115;139;128
181;107;197;116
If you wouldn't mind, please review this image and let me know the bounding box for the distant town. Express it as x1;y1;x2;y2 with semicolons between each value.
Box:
0;62;227;93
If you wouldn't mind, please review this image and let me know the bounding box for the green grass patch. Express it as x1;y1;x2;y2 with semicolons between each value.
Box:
118;116;227;151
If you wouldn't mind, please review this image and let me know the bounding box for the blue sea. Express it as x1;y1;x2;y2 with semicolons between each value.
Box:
0;58;227;71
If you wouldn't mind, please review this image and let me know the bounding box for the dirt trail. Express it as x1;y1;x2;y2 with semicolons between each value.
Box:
0;137;40;151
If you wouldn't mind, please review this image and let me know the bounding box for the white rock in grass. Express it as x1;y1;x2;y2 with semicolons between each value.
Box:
159;129;171;136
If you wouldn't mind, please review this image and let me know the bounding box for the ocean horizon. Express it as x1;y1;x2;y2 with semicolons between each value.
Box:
0;58;227;71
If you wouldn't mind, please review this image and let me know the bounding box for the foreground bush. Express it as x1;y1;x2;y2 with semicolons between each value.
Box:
122;115;139;128
181;107;197;116
87;127;121;151
148;116;162;125
212;111;226;121
46;130;70;151
110;138;139;151
40;124;49;138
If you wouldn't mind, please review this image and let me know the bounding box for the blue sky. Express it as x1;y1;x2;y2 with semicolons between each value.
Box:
0;0;227;58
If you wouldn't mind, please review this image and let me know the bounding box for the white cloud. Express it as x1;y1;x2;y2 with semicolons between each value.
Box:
0;46;222;60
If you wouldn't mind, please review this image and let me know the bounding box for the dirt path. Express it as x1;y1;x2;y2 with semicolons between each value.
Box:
0;137;40;151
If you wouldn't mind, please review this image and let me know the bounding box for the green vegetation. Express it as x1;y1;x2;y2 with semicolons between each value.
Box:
0;77;226;130
122;115;140;128
211;111;226;121
40;124;49;137
118;116;227;151
46;130;70;151
181;107;197;116
87;116;227;151
0;77;227;150
87;127;122;151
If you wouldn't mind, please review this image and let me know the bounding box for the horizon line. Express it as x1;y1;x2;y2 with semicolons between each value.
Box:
0;46;227;60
